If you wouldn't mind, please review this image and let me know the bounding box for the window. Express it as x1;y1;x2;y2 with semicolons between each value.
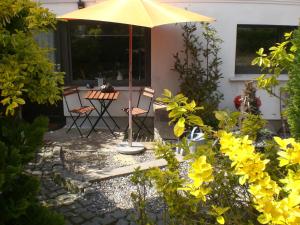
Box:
35;31;56;62
57;21;151;86
235;25;296;74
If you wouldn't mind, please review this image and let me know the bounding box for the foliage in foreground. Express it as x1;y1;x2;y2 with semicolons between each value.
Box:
0;117;64;225
131;90;300;225
252;26;300;139
0;0;64;116
0;1;65;224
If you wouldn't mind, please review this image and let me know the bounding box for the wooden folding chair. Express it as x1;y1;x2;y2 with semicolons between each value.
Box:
63;87;96;137
122;87;155;135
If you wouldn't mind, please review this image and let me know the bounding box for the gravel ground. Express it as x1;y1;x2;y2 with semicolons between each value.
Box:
38;160;190;211
44;128;156;175
80;160;190;214
34;143;190;224
34;128;193;224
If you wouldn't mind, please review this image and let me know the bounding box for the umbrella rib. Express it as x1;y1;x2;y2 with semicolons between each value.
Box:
136;0;155;28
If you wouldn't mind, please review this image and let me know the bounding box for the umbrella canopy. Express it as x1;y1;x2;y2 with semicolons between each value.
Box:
58;0;214;147
57;0;214;27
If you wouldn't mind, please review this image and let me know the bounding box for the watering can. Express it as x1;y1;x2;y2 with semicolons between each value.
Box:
176;127;205;155
188;127;205;153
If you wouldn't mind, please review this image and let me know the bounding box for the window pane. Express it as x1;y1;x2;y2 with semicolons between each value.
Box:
34;31;55;62
235;25;296;74
69;21;149;85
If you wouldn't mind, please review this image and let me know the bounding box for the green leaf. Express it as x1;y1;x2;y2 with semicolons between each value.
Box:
163;89;172;98
174;94;187;102
10;101;18;109
251;57;259;66
156;97;170;103
239;175;247;185
174;125;184;137
1;97;11;106
174;117;185;137
166;102;178;111
215;111;227;121
190;100;196;109
187;115;203;127
177;117;185;127
177;108;187;113
14;98;25;105
262;58;271;67
168;110;182;118
216;207;230;215
269;46;277;51
257;214;270;224
257;48;265;56
284;31;292;39
216;216;225;224
290;45;297;52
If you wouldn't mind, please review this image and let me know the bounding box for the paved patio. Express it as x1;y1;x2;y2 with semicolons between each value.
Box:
26;128;183;225
44;128;156;175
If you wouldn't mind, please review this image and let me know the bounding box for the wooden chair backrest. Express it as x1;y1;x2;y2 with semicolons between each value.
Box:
63;86;83;112
63;86;79;96
137;87;155;112
141;87;155;98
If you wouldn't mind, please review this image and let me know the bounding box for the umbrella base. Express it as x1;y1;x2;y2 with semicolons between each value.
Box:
117;142;145;155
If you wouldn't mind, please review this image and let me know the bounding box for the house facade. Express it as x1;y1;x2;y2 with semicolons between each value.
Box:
40;0;300;129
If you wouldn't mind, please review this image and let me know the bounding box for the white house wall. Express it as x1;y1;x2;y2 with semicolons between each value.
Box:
41;0;300;120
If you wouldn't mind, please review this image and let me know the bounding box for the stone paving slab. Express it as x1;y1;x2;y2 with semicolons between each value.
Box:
87;155;184;182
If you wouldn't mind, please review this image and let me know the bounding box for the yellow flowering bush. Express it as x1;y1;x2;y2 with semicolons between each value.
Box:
275;137;300;166
132;90;300;225
219;132;300;224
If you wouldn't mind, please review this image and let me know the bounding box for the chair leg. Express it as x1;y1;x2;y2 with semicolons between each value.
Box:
67;114;83;137
133;117;144;134
79;111;96;132
135;116;153;135
142;120;153;135
79;114;88;127
125;116;152;136
124;123;129;133
87;116;97;132
102;116;117;137
67;114;78;132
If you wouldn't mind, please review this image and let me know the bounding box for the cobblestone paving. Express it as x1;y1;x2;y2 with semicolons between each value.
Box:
38;175;166;225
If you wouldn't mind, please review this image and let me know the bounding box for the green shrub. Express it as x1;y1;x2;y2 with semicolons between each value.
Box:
173;23;223;128
0;1;65;224
0;0;64;116
286;28;300;139
252;26;300;139
131;90;300;225
0;117;64;225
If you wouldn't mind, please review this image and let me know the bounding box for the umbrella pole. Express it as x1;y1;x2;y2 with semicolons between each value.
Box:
128;25;133;147
117;25;143;154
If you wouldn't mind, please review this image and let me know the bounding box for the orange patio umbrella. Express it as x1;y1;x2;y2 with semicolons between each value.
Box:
58;0;214;150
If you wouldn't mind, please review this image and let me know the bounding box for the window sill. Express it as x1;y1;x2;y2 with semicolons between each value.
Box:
77;86;143;91
229;74;289;82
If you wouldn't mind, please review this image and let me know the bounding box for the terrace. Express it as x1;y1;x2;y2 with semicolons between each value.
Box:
26;127;183;225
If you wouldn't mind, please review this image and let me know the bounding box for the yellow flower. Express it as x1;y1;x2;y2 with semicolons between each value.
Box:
275;137;300;166
189;186;211;201
188;156;214;186
181;155;214;202
218;132;300;224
